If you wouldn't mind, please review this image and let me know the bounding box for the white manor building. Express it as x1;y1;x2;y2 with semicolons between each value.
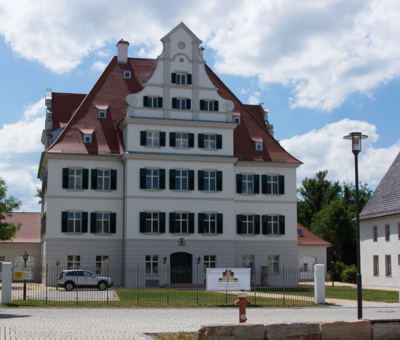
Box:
38;23;303;286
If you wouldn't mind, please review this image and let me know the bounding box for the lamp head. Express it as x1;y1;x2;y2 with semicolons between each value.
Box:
22;251;29;262
343;132;368;153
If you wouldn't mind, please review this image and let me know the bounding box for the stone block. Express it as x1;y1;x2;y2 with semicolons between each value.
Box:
265;322;321;340
320;320;371;340
371;321;400;340
198;324;265;340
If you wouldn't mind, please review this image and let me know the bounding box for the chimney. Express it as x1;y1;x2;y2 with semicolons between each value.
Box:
199;47;205;58
260;103;274;137
116;39;130;64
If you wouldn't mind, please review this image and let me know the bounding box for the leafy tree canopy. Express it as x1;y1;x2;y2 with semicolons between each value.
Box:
0;178;22;241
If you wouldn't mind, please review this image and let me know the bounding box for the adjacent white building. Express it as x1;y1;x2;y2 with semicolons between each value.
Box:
360;151;400;287
38;23;302;287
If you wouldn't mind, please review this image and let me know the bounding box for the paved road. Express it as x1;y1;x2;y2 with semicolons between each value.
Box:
1;303;400;339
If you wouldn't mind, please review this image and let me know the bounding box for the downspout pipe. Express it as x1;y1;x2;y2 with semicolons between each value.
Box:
118;153;126;285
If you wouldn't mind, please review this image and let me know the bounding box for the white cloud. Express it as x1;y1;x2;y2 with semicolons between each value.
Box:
1;1;399;109
248;92;261;105
240;88;248;94
95;50;110;57
280;118;400;189
91;61;107;72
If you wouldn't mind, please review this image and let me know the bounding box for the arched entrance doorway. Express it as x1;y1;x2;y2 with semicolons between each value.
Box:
170;252;192;284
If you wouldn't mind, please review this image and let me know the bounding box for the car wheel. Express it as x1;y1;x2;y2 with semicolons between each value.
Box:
65;281;74;291
98;281;107;290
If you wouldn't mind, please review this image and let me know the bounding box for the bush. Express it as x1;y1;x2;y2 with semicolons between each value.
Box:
334;262;344;282
342;264;357;283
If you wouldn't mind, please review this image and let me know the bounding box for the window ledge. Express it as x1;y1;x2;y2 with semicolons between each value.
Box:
65;189;85;192
93;233;112;236
173;147;192;150
142;233;163;236
94;190;112;192
172;190;191;193
238;234;258;237
201;191;218;193
143;189;162;192
171;233;192;236
66;232;84;235
239;193;257;196
201;234;219;236
143;146;163;149
264;235;282;237
200;148;218;151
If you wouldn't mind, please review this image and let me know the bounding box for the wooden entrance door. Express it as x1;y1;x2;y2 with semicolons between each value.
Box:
170;252;192;284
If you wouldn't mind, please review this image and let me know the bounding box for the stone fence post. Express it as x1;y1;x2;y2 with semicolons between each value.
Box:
1;262;12;304
314;264;325;304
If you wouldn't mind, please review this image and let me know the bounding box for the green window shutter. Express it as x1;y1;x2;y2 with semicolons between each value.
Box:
160;213;166;233
198;170;204;191
200;100;205;111
158;97;163;108
187;74;192;85
216;171;223;191
236;174;243;193
279;175;285;195
198;213;204;233
279;215;285;235
198;134;204;148
172;98;177;109
217;213;223;234
143;96;148;107
61;212;68;233
188;213;195;233
160;132;166;147
254;175;260;194
188;133;194;148
214;100;219;111
216;135;222;149
111;170;117;190
254;215;260;234
90;213;97;233
169;169;176;190
236;215;243;234
140;168;146;189
262;215;268;235
188;170;195;190
159;169;165;189
169;213;175;233
140;131;147;146
91;169;98;190
169;132;176;147
82;212;88;233
186;98;191;110
261;175;267;194
110;213;116;234
171;73;176;84
62;168;69;189
82;169;89;189
140;212;146;233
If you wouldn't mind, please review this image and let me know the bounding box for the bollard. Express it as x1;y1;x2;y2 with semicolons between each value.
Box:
234;289;250;323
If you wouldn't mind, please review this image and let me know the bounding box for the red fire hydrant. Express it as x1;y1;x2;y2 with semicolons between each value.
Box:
235;289;250;323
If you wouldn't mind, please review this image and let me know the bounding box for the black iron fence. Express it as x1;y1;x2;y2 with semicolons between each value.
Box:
10;266;314;305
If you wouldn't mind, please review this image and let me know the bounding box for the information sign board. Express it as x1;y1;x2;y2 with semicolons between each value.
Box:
13;268;32;280
206;268;251;291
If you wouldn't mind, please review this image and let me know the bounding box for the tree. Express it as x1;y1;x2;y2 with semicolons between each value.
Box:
35;187;42;204
0;178;22;240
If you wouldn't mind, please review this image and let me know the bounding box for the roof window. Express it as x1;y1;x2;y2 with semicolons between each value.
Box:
83;134;92;144
123;70;131;79
297;229;305;237
233;116;241;125
255;142;263;151
95;105;108;119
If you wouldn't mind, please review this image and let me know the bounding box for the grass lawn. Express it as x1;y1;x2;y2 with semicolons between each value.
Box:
149;332;198;340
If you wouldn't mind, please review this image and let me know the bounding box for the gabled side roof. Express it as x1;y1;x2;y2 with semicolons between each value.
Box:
297;222;331;246
360;151;400;220
52;93;86;131
1;212;41;243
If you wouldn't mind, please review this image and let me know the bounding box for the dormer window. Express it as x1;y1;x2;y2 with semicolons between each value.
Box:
234;116;241;124
171;73;192;85
255;142;263;151
83;134;92;144
95;105;108;119
123;70;131;79
180;58;184;62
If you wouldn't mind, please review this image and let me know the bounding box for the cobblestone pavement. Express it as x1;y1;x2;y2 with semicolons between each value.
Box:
1;303;399;339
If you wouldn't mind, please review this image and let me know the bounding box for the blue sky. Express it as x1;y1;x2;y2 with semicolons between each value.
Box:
0;0;399;212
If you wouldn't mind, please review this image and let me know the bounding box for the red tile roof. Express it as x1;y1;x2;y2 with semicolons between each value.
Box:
297;222;331;246
44;56;301;165
51;92;87;131
2;212;41;243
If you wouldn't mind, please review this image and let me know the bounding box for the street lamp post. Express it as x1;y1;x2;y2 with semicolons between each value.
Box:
22;250;29;301
331;260;334;287
56;260;60;290
343;131;368;320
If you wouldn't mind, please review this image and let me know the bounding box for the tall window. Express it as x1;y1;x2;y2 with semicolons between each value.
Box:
175;213;188;233
96;213;110;233
373;255;379;276
385;255;392;276
175;133;188;148
67;255;81;270
68;169;82;189
146;131;159;147
176;73;186;85
146;212;159;233
146;169;159;190
97;170;110;190
242;175;254;194
242;255;254;268
385;225;390;241
204;134;216;149
204;255;216;273
175;170;188;190
242;215;254;234
14;256;35;269
267;176;278;194
300;256;316;272
268;216;279;235
204;171;216;191
147;97;158;108
204;214;216;234
268;255;279;274
373;226;378;242
204;100;214;111
96;255;109;275
146;255;158;274
176;98;186;110
68;212;81;233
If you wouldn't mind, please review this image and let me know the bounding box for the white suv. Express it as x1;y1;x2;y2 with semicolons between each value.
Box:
57;270;113;291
